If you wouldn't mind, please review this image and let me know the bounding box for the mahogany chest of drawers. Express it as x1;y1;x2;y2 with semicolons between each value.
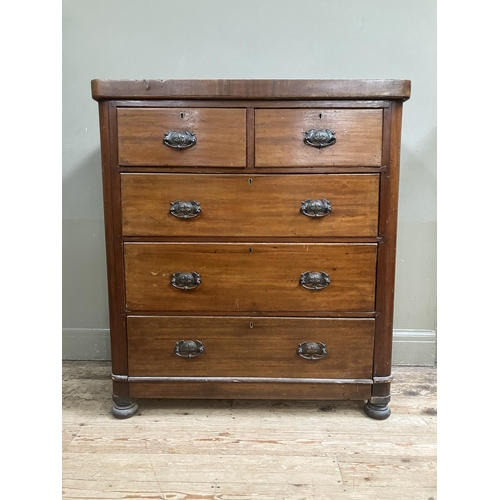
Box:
91;79;411;419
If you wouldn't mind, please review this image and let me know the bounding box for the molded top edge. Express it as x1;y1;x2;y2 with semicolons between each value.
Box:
91;79;411;101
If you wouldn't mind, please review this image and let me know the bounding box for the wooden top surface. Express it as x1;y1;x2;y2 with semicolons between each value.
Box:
91;79;411;101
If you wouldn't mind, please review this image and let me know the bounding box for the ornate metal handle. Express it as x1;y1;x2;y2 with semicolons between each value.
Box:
163;130;197;149
304;129;336;148
175;340;205;358
171;272;202;290
300;271;330;290
300;199;332;218
297;341;327;360
170;200;201;219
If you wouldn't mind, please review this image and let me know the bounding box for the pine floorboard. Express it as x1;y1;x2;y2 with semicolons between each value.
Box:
62;361;437;499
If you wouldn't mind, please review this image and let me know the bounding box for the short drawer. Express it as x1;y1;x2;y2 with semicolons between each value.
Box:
117;108;246;167
121;173;380;237
124;243;377;312
127;316;375;379
255;108;383;167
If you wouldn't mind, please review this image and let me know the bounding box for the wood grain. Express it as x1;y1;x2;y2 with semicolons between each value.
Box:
123;243;377;312
121;173;380;237
63;362;435;499
112;98;390;109
129;381;371;400
92;79;411;416
127;316;374;378
91;78;411;101
119;166;385;174
117;107;246;167
97;102;129;384
255;109;383;167
374;102;403;383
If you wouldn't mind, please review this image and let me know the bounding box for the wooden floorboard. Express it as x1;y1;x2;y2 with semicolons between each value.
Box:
62;361;436;499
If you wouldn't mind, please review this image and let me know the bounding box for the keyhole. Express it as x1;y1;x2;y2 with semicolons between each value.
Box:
319;113;322;119
249;248;253;253
249;322;253;329
248;178;253;185
180;112;185;119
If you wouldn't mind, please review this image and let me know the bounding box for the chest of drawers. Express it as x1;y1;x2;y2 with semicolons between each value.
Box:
91;79;410;420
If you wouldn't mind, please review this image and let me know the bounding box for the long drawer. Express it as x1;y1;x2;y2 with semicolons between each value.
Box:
123;243;377;312
121;174;380;237
127;316;375;379
117;108;247;167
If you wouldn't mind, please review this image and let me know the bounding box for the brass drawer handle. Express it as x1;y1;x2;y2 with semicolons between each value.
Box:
163;130;197;149
175;340;205;358
170;200;201;219
304;129;336;148
300;271;330;290
297;341;327;360
300;198;332;218
171;272;202;290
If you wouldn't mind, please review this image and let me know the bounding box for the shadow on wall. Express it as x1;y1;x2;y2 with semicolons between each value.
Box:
62;146;111;357
394;130;437;331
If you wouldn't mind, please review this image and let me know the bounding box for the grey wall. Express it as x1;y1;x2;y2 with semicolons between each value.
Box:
62;0;436;362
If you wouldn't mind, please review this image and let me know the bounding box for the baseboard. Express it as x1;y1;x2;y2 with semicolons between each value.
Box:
62;328;111;360
392;330;436;367
62;328;437;366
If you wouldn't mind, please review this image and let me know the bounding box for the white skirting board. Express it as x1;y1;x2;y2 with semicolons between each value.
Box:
392;329;436;367
62;328;437;367
62;328;111;361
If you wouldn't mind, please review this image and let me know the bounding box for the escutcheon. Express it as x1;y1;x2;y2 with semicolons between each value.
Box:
175;339;205;358
299;271;330;290
300;198;332;218
297;341;327;360
170;200;201;219
163;130;197;149
171;272;202;290
303;129;336;148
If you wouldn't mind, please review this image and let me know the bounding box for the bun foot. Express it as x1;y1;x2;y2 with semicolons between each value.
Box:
364;402;391;420
112;395;138;419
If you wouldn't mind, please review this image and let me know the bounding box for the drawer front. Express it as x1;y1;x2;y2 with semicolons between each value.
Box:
255;109;383;167
117;108;246;167
121;173;380;237
130;382;372;401
127;316;375;379
124;243;377;312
